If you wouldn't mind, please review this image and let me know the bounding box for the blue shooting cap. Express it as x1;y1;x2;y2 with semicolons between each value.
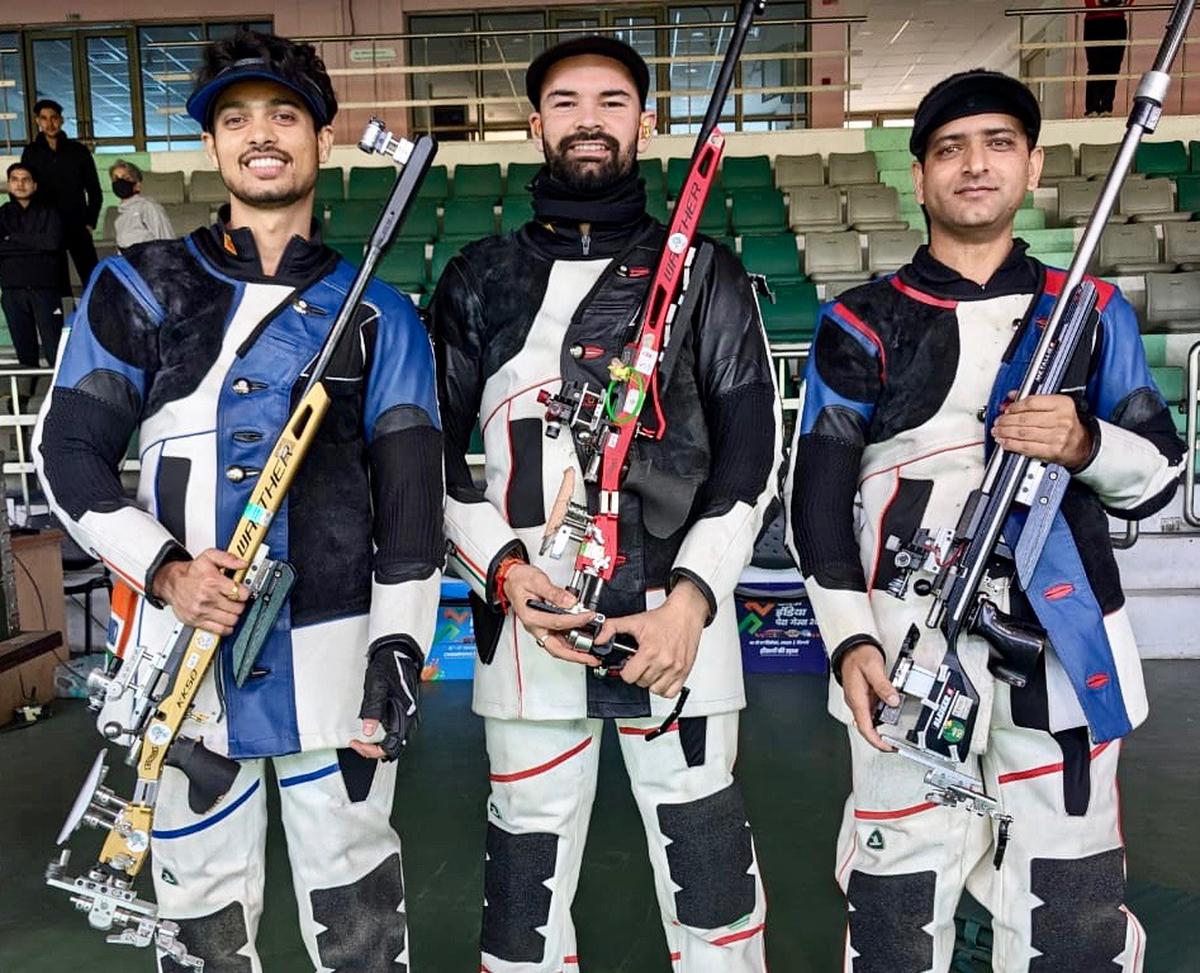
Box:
186;56;334;132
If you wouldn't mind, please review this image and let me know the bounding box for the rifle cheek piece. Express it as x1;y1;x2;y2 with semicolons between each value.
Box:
971;597;1047;689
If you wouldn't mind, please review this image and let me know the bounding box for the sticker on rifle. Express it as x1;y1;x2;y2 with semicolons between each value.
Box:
147;723;172;746
623;389;640;413
668;232;687;254
186;652;200;670
196;632;217;650
635;345;657;374
244;503;273;526
951;695;973;718
940;719;966;744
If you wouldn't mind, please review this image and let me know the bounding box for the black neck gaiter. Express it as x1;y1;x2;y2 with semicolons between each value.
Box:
530;162;648;228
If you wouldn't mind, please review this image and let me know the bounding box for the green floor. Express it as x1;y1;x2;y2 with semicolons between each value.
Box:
1;664;1197;972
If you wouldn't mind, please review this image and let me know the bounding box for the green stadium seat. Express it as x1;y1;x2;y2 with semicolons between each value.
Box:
723;155;772;191
1013;208;1046;230
142;170;185;205
315;167;344;203
731;189;786;236
327;238;363;263
441;198;497;242
500;195;533;233
645;192;669;223
326;200;381;240
452;164;502;201
698;194;729;236
375;244;427;294
1191;140;1200;173
740;233;804;285
1151;365;1185;404
347;166;393;200
505;163;541;195
397;199;439;242
1141;333;1168;366
1174;174;1200;213
430;241;463;287
759;281;820;343
418;165;449;201
1136;141;1189;178
667;157;722;198
468;424;484;454
640;158;665;196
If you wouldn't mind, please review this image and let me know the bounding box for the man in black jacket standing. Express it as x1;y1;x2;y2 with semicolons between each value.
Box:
20;99;101;292
431;37;778;973
0;162;64;366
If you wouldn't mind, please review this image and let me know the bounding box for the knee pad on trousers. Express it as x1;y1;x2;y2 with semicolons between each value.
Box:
656;782;757;930
480;823;557;963
159;901;251;973
1030;848;1127;972
310;852;407;972
845;870;935;973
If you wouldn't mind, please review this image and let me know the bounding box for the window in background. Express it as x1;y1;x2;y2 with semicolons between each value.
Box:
0;32;26;153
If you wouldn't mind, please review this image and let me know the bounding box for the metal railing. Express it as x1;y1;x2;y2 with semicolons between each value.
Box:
1185;339;1200;527
297;14;864;140
1007;3;1200;119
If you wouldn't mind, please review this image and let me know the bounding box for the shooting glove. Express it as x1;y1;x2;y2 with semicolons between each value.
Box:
358;636;423;761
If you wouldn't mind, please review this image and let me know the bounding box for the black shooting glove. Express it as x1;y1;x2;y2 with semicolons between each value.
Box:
358;636;423;761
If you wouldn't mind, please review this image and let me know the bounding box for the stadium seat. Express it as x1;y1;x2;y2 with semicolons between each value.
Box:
845;185;907;231
635;158;663;196
505;162;542;195
739;233;804;285
500;195;533;233
667;156;722;198
645;192;669;223
1191;140;1200;172
326;200;381;240
375;243;427;294
452;163;502;201
775;153;824;188
1165;222;1200;271
161;202;213;234
759;281;820;343
188;170;226;203
347;166;393;200
1080;143;1121;179
1039;143;1079;185
803;230;869;285
1120;178;1191;222
730;189;786;236
327;238;363;264
315;167;345;203
417;165;449;201
1013;208;1047;230
1145;271;1200;329
867;229;924;277
827;151;878;188
1095;224;1174;276
142;170;185;205
699;194;729;236
1176;174;1200;213
430;241;462;287
1136;140;1189;178
788;186;847;233
1058;180;1127;226
1151;365;1185;404
723;155;772;192
441;198;497;243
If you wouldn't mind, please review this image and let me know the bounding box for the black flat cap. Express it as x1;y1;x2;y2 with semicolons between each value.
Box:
911;69;1041;159
526;36;651;109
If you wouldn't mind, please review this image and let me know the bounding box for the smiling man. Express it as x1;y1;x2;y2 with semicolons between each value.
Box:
430;35;778;973
33;29;443;973
785;69;1183;972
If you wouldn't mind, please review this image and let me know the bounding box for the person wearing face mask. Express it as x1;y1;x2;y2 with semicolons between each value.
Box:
429;36;778;973
107;160;175;251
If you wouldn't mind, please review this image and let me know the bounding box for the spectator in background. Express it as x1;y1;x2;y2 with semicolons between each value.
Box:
1084;0;1132;116
0;163;64;366
108;160;175;250
20;98;102;291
